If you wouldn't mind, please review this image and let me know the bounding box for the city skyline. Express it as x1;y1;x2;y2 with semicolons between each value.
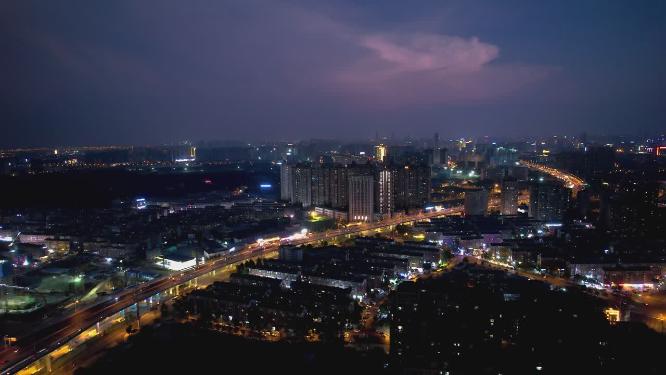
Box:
1;125;665;374
3;3;666;375
3;0;666;148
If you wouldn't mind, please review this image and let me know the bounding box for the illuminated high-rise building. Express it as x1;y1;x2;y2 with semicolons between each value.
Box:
377;168;394;217
375;144;388;162
189;146;197;160
393;164;431;212
292;164;312;207
349;175;374;222
311;165;331;207
500;178;519;215
329;165;349;209
281;161;428;218
282;163;349;210
280;163;293;201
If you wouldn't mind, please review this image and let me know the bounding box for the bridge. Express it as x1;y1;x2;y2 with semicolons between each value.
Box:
1;206;463;374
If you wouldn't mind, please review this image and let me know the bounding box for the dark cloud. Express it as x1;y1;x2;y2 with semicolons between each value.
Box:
1;0;665;147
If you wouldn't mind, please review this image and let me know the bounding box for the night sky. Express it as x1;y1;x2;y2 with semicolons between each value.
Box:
2;0;665;147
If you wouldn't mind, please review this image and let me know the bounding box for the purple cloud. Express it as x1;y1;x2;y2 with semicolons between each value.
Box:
24;1;553;111
331;31;552;107
0;0;565;145
360;34;498;74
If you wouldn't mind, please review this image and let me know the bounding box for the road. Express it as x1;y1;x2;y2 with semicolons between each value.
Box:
520;160;586;194
44;309;161;375
0;206;462;374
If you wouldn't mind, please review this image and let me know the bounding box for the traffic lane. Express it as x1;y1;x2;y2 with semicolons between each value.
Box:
2;253;250;368
2;283;155;364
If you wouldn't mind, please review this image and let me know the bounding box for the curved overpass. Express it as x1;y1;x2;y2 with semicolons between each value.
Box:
520;160;586;195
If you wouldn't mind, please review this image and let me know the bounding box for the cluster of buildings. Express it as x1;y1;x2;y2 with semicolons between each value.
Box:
0;194;298;285
248;238;445;300
280;162;431;222
407;209;666;292
413;216;541;252
480;225;666;291
389;263;665;374
568;255;666;290
178;274;360;341
174;236;448;342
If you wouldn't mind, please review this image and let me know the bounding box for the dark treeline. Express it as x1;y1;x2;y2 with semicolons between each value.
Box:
0;169;276;209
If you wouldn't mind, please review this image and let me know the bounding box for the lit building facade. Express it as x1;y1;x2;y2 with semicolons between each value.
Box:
377;168;394;217
500;179;519;215
280;162;430;220
375;144;387;162
349;175;374;222
279;163;293;201
292;165;312;207
394;164;431;212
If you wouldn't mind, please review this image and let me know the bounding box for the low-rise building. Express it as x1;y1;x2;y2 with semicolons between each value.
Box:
155;253;197;271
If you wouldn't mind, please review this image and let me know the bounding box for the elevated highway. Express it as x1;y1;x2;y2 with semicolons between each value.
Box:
1;206;462;374
520;160;586;195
